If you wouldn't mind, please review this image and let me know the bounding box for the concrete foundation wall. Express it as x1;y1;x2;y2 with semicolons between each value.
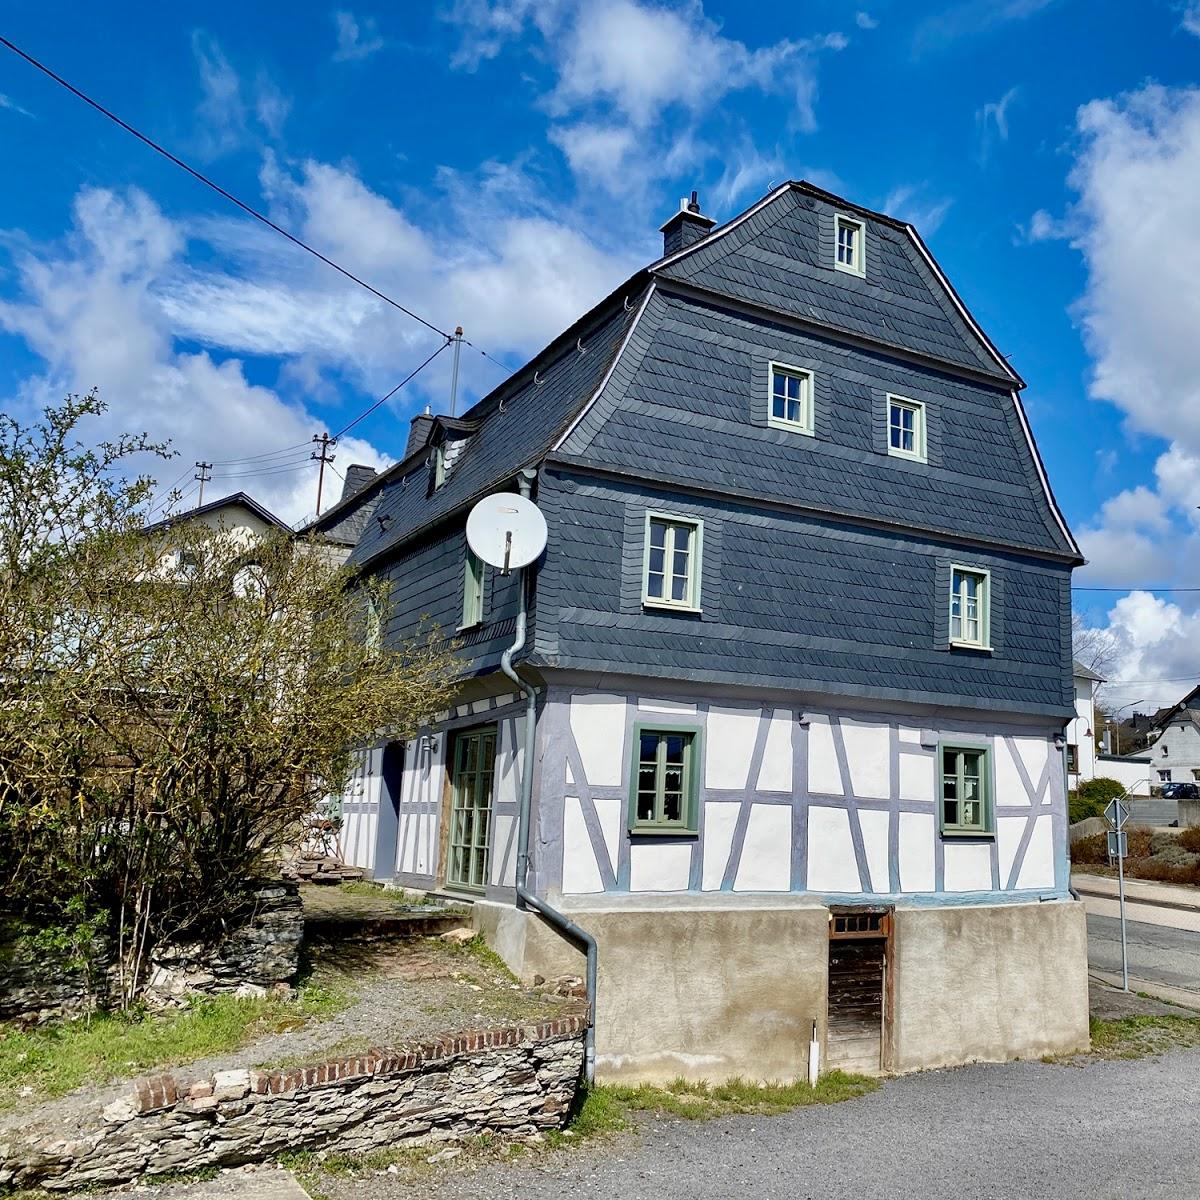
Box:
475;896;1089;1083
889;899;1089;1072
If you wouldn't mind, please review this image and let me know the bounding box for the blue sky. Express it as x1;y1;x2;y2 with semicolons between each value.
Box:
2;0;1200;706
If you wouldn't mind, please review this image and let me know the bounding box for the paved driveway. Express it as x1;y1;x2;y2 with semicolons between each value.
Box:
304;1049;1200;1200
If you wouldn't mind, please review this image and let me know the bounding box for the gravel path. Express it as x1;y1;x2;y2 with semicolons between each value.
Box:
304;1048;1200;1200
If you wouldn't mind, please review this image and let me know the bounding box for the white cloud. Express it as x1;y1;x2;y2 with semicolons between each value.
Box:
192;31;246;158
0;93;33;118
882;184;953;235
0;188;388;525
1183;2;1200;36
855;12;879;30
913;0;1057;53
977;85;1018;162
332;11;385;62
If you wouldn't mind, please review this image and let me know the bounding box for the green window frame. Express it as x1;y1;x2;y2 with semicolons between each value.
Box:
939;743;993;836
365;592;382;658
433;444;447;489
460;549;485;629
446;725;497;891
767;362;815;435
628;724;702;835
642;512;703;611
949;564;990;649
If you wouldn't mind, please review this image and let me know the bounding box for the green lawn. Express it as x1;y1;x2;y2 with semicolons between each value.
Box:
1086;1014;1200;1060
0;982;344;1111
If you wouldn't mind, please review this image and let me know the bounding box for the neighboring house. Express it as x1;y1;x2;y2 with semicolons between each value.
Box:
328;182;1090;1081
296;464;380;566
1067;661;1102;785
142;491;291;577
1142;684;1200;787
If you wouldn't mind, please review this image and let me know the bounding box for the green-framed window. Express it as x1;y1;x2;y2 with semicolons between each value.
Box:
939;744;993;836
365;592;382;658
446;725;496;891
433;444;447;489
642;513;702;611
949;565;990;649
460;549;484;629
628;725;701;834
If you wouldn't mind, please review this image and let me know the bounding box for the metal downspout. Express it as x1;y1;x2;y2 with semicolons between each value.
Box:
500;470;598;1086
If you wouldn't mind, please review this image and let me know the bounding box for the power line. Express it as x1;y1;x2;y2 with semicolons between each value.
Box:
1074;586;1200;593
331;340;451;440
208;442;312;466
0;33;451;342
463;338;514;378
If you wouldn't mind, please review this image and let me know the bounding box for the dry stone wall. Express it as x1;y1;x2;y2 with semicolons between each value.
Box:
0;1016;586;1192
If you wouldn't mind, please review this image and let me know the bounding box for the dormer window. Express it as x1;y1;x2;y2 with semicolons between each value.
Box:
433;445;447;489
834;214;865;277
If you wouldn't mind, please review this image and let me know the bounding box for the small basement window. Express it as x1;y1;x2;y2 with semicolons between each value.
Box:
949;565;990;649
643;513;702;611
768;363;815;435
629;726;700;834
940;745;992;836
835;214;866;276
887;395;926;462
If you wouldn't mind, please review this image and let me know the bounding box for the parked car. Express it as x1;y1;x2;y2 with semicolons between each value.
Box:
1160;782;1200;799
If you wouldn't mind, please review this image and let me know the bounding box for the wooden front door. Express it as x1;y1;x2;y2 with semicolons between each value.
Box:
445;726;497;891
827;909;891;1076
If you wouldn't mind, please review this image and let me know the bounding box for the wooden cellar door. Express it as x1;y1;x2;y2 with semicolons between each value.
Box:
826;909;891;1076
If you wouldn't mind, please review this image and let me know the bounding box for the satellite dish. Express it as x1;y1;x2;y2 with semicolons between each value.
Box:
466;493;547;574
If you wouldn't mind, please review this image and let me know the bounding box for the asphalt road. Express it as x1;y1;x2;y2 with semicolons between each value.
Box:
305;1050;1200;1200
1088;911;1200;993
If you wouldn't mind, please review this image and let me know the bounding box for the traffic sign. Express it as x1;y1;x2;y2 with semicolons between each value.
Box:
1104;799;1130;829
1107;830;1128;859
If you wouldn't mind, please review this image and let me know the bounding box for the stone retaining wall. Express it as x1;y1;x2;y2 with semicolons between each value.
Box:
0;1016;587;1192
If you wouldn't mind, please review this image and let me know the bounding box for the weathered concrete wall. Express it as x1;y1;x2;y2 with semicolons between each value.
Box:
0;1017;585;1192
889;899;1089;1072
475;898;829;1085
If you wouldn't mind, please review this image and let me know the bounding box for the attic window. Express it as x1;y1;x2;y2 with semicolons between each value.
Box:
433;445;447;489
834;214;865;277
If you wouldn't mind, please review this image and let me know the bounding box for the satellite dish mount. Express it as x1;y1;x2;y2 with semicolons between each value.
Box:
466;492;548;577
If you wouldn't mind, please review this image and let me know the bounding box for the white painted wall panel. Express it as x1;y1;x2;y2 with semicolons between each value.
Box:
707;706;759;789
593;795;622;878
638;698;698;714
994;738;1030;807
898;749;935;803
898;812;935;891
997;816;1026;886
858;809;891;893
898;726;923;745
756;709;793;792
701;801;741;890
629;842;692;892
571;693;627;786
807;806;861;892
807;716;844;796
1016;815;1056;890
491;814;517;887
943;842;992;892
1015;737;1049;790
562;797;604;894
842;720;890;799
733;804;791;891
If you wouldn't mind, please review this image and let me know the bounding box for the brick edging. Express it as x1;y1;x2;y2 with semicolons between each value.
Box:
131;1014;589;1115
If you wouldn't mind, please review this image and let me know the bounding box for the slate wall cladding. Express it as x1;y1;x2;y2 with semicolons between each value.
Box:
660;187;1004;379
0;1018;586;1192
559;288;1072;557
535;470;1072;716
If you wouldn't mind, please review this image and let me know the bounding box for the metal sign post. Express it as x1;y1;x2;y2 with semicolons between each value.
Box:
1105;797;1131;992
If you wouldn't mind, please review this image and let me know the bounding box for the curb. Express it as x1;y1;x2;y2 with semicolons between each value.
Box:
1089;970;1200;1012
1073;883;1200;916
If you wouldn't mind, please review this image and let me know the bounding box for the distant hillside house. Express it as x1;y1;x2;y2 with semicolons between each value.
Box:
1144;684;1200;787
327;182;1090;1081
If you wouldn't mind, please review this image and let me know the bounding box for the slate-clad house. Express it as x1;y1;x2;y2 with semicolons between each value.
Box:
330;182;1090;1081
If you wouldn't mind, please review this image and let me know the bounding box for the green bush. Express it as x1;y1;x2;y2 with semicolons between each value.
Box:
1069;777;1128;825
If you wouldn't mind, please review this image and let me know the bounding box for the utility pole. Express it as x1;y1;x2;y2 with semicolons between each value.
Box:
311;433;337;516
194;461;212;507
449;326;464;417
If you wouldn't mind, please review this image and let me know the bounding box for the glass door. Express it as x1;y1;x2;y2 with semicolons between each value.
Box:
446;726;496;890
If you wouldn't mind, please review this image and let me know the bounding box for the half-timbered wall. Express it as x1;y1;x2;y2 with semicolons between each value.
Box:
532;683;1068;902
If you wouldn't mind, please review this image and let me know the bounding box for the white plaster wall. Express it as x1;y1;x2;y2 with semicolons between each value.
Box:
943;842;992;892
807;715;843;796
898;750;935;802
898;812;935;892
701;802;741;890
707;706;759;789
629;843;692;892
733;805;791;891
997;816;1026;887
807;807;861;893
756;709;793;792
336;747;380;871
562;797;604;894
994;738;1031;807
842;720;890;799
1015;815;1056;890
858;809;891;893
571;694;626;787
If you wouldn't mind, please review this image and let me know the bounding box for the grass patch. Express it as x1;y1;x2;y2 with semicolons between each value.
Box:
438;933;517;979
0;981;346;1111
1086;1014;1200;1060
335;882;442;907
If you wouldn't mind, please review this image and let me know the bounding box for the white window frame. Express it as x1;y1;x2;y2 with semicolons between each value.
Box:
767;362;815;436
642;512;703;612
887;395;927;462
949;564;991;650
460;549;485;630
834;213;866;277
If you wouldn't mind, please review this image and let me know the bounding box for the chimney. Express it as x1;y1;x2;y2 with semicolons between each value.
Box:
405;405;436;458
660;190;716;256
339;463;377;503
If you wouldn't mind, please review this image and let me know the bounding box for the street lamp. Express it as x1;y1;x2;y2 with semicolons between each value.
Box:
1105;698;1144;757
